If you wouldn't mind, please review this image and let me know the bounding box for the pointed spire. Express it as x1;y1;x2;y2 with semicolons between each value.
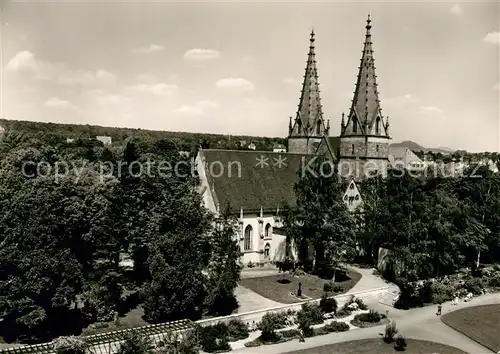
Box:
341;112;345;131
289;116;293;135
240;207;244;220
289;29;326;138
342;15;388;137
260;206;263;218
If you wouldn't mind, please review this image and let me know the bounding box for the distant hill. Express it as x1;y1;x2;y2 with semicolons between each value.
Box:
390;140;454;155
0;119;286;152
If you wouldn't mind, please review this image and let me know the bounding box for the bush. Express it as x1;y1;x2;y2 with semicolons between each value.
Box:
394;334;407;351
200;323;230;353
279;329;300;339
257;312;288;331
296;303;324;326
247;261;255;268
324;321;349;332
323;282;344;293
355;298;368;310
383;321;398;343
53;336;88;354
314;326;330;336
227;319;249;341
355;309;382;323
465;277;483;295
336;308;351;318
319;295;337;314
259;314;280;342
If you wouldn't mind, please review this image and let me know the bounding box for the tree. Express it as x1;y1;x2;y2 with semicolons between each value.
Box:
204;206;242;316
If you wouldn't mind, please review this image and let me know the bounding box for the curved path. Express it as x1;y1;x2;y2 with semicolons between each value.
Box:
232;292;500;354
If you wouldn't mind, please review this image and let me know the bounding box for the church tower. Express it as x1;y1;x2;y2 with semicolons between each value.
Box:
338;15;391;180
288;30;329;154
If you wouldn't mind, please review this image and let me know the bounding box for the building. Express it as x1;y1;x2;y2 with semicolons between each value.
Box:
96;136;112;145
273;144;287;153
388;147;426;172
196;16;409;265
248;143;256;150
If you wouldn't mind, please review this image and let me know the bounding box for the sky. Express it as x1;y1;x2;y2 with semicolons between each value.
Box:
1;0;499;152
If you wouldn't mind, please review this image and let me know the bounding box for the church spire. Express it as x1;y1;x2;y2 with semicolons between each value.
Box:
289;29;327;138
341;15;388;137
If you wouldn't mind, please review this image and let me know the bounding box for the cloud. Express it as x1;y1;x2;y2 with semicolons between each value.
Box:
418;105;443;114
483;32;500;45
283;77;300;85
450;4;463;14
6;51;116;86
132;44;164;54
183;49;220;60
6;50;39;72
493;82;499;91
215;78;254;91
174;100;218;116
44;97;78;110
125;83;178;96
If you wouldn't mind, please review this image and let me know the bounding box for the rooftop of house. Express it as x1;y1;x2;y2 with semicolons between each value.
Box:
198;149;315;213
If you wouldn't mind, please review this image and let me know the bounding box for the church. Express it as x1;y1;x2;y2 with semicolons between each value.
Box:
196;16;397;265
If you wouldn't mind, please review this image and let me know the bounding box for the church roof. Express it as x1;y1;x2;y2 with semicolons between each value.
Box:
289;30;327;138
198;149;314;213
342;15;389;137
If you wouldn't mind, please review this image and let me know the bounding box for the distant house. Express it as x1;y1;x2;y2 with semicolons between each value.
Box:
96;136;112;145
272;144;287;153
388;146;426;171
248;143;256;151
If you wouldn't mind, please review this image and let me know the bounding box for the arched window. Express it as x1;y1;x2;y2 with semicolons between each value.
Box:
355;194;360;201
244;225;253;251
264;243;271;258
298;120;302;134
351;144;355;155
316;120;321;135
265;223;272;238
352;117;358;133
376;145;379;153
376;117;381;134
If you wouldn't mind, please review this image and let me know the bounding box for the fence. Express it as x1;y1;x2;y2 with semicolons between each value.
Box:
0;319;195;354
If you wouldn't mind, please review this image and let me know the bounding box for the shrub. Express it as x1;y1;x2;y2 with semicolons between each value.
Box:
355;309;381;323
324;282;343;293
355;298;368;310
487;273;500;287
227;319;249;341
258;312;288;331
247;261;255;268
319;295;338;314
383;321;398;343
465;277;483;295
297;316;314;338
314;326;330;336
279;329;300;339
53;336;88;354
296;302;324;326
394;334;407;351
259;314;279;342
244;339;261;348
335;308;351;318
324;321;349;332
200;323;230;353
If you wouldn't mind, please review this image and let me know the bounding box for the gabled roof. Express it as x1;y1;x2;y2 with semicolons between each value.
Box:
198;149;315;213
315;136;340;161
289;30;328;138
341;15;389;138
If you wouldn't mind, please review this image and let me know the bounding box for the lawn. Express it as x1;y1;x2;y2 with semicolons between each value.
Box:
240;269;361;304
441;304;500;353
283;338;467;354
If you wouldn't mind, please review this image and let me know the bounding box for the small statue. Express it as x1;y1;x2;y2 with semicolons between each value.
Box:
297;282;302;297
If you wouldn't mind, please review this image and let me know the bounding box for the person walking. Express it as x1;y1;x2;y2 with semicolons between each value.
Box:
299;328;305;342
437;303;442;316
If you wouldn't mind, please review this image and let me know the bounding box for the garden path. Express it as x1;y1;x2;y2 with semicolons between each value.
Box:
232;292;500;354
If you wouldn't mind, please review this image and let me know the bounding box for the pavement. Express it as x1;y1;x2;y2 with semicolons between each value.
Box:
231;292;500;354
